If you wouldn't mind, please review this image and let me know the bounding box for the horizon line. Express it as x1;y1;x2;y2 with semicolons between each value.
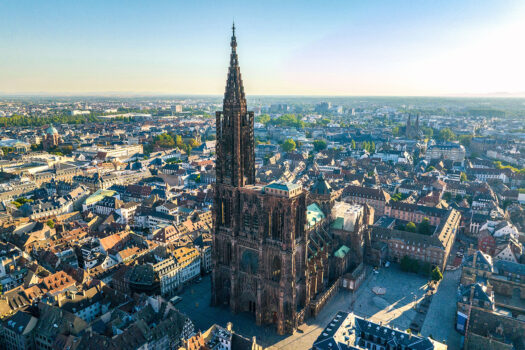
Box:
1;92;525;99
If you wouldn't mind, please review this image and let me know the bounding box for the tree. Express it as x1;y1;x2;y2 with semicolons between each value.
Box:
313;139;327;152
418;262;432;277
281;138;296;152
417;218;432;235
400;256;419;273
431;266;443;281
458;134;473;147
255;114;271;125
437;128;456;142
421;126;433;138
175;135;184;148
405;222;417;233
370;141;376;153
188;138;201;148
269;114;305;128
46;219;55;229
460;172;468;182
351;139;356;150
442;192;452;201
392;126;400;136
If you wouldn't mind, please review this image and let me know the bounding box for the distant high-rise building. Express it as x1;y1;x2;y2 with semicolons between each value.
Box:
315;101;331;113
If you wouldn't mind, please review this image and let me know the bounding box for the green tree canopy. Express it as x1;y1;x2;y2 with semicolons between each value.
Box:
268;114;305;129
313;139;327;152
405;221;417;233
400;256;420;273
458;134;473;147
281;138;296;152
437;128;456;142
392;126;400;136
188;138;201;148
417;218;432;235
46;219;55;229
255;114;271;124
431;266;443;281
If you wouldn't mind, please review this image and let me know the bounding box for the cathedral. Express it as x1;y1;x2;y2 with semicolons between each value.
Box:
211;25;371;334
42;124;61;150
405;114;423;139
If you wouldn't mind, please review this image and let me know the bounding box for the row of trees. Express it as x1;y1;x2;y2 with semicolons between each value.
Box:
279;137;377;154
494;161;525;174
143;133;200;155
1;113;101;127
395;218;433;235
400;256;443;281
256;114;306;129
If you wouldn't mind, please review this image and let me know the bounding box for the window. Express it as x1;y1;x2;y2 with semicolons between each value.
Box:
271;256;281;282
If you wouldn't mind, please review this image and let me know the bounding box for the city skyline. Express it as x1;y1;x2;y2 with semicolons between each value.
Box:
1;0;525;96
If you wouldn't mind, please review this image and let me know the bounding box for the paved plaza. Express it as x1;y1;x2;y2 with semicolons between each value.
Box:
349;265;430;331
421;268;462;349
175;265;458;349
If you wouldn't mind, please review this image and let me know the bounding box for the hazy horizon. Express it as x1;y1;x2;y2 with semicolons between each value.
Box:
1;0;524;96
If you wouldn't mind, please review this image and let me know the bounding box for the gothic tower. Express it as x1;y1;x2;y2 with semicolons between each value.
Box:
215;23;255;187
212;26;311;335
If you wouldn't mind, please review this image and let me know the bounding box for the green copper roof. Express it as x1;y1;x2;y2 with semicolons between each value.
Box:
334;245;350;258
306;203;325;226
84;189;116;206
331;217;344;230
264;182;301;192
46;125;58;135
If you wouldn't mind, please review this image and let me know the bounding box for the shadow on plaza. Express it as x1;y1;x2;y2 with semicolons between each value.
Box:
175;267;432;348
174;275;324;348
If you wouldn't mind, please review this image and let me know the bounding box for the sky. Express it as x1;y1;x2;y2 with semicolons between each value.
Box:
1;0;524;96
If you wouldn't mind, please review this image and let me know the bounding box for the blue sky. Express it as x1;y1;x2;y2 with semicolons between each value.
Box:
1;0;524;95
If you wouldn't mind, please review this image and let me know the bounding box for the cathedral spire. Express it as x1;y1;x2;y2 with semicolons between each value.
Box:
224;23;246;111
216;25;255;187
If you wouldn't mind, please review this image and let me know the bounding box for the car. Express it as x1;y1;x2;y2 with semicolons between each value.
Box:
384;261;390;268
170;296;183;305
373;269;379;275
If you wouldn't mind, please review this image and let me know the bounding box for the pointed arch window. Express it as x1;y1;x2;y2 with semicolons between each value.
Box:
271;256;281;282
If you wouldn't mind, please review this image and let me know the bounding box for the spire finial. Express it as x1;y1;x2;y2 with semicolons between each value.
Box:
230;22;237;49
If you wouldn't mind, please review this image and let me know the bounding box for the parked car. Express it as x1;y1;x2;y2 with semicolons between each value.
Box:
170;296;183;305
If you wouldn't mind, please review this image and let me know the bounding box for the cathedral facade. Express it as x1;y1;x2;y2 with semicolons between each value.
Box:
211;26;369;334
405;114;423;139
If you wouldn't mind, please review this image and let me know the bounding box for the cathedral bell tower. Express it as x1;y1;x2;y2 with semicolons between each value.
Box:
215;23;255;187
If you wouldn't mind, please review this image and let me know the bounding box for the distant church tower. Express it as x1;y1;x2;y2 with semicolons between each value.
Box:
405;113;423;139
